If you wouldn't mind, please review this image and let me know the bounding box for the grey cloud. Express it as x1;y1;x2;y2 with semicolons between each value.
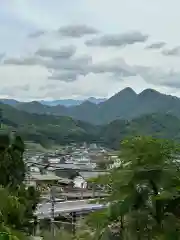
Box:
134;65;180;88
145;41;166;49
46;56;134;77
35;45;76;59
46;55;92;81
3;45;77;67
134;65;165;83
58;24;99;38
89;59;136;76
46;59;85;71
73;55;92;65
2;53;142;84
160;73;180;88
45;58;180;89
3;56;43;66
162;46;180;56
48;58;136;82
0;84;30;96
49;71;80;82
47;60;90;82
155;70;180;88
28;30;45;38
45;55;92;72
85;31;148;47
2;52;91;71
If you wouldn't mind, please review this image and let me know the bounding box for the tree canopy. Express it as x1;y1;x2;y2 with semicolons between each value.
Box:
0;133;40;240
87;136;180;239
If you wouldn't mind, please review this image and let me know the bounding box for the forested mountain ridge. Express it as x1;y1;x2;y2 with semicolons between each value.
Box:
5;87;180;124
1;101;180;149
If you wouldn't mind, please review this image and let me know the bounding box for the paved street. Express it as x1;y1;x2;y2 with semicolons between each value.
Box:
35;199;104;219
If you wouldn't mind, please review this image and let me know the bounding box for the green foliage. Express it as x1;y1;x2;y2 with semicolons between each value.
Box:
0;187;28;240
0;185;40;235
42;223;95;240
0;135;40;239
0;133;25;188
13;185;40;230
87;136;180;239
100;114;180;149
13;87;180;125
4;100;180;149
0;103;99;147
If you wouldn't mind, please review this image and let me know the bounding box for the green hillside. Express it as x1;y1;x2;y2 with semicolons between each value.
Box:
100;113;180;149
12;88;180;124
0;102;98;147
1;102;180;149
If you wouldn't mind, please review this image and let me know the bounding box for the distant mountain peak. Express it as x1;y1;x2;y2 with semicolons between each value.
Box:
87;97;98;101
140;88;160;94
114;87;137;97
109;87;137;101
121;87;136;93
80;100;97;107
4;87;180;125
139;88;161;98
31;101;41;104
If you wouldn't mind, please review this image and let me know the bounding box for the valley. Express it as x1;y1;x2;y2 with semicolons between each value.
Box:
1;88;180;150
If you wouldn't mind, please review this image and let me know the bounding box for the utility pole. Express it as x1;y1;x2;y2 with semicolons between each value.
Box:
71;212;76;237
50;185;55;238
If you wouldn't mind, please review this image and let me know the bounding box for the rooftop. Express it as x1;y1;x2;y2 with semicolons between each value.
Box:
79;171;107;180
29;172;71;183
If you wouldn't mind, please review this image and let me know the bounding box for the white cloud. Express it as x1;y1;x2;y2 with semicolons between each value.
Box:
1;0;180;99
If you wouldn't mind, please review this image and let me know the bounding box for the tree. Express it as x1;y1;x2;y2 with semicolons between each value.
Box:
42;221;94;240
0;132;25;188
0;186;27;240
87;136;180;239
0;132;40;237
0;185;40;239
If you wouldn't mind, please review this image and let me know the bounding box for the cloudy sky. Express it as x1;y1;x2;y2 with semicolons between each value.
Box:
1;0;180;100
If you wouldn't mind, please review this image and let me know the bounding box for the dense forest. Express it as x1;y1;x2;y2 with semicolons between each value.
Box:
8;88;180;124
1;100;180;149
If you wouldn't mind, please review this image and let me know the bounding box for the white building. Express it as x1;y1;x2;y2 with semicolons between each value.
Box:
73;175;87;189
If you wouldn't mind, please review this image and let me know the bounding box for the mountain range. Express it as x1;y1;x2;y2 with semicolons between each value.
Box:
1;99;180;149
0;97;106;107
40;97;106;106
2;87;180;125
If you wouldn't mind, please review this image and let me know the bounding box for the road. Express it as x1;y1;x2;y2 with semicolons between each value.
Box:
35;199;104;219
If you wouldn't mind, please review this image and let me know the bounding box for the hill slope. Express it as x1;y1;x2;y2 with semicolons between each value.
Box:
100;113;180;149
1;102;180;149
0;102;99;147
12;88;180;124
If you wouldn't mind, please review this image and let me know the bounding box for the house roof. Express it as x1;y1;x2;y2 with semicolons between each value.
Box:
54;169;79;180
79;171;107;180
29;172;72;183
30;172;61;181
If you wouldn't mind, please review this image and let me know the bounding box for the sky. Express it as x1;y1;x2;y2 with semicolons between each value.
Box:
1;0;180;101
